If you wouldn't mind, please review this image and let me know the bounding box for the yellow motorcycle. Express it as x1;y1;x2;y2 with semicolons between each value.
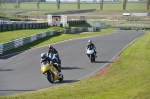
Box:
40;61;63;83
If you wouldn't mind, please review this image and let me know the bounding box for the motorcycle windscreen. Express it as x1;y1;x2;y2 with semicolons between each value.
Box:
87;49;94;54
41;61;50;73
41;61;47;67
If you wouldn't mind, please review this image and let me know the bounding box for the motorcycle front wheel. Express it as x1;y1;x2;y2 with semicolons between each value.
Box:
90;54;95;63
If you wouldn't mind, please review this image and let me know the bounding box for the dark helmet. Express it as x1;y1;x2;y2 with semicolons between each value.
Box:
41;53;47;59
49;45;53;49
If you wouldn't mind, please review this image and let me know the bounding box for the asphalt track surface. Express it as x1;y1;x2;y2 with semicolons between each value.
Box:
0;30;145;96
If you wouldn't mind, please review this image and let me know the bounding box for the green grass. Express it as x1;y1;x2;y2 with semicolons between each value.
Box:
0;27;64;43
0;2;148;15
0;29;113;56
0;31;150;99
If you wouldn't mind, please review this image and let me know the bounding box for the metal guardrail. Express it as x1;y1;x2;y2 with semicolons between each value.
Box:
0;30;56;55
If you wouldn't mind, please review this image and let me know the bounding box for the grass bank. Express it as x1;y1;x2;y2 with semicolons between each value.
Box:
0;27;64;43
0;31;150;99
0;29;113;56
0;23;92;44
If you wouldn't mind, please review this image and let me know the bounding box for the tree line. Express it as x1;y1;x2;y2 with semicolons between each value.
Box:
0;0;46;3
0;0;149;10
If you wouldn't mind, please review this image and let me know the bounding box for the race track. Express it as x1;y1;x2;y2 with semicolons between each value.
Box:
0;30;145;96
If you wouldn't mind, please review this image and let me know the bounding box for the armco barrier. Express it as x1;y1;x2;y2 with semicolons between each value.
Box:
0;30;56;55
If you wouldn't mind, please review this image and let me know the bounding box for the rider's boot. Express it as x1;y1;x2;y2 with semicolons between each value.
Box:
58;59;61;64
95;51;97;57
58;71;62;77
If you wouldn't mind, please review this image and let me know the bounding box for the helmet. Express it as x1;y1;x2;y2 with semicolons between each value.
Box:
88;40;92;43
49;45;53;49
41;53;47;59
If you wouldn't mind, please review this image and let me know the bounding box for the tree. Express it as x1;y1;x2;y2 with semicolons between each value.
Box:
146;0;150;10
37;0;40;9
77;0;80;9
99;0;103;10
0;0;1;6
40;0;46;2
93;0;97;2
56;0;60;9
16;0;20;8
122;0;127;10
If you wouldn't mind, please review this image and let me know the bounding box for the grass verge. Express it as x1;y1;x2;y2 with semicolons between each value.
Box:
0;23;94;44
0;27;64;43
0;31;150;99
0;29;113;56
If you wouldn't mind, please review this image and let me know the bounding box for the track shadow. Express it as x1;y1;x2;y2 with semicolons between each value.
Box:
60;67;83;70
55;80;79;84
94;61;113;63
0;69;14;72
0;51;24;60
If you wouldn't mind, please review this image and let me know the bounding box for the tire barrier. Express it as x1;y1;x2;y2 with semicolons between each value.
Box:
63;27;96;34
0;30;56;55
0;20;86;31
67;20;86;26
0;22;48;32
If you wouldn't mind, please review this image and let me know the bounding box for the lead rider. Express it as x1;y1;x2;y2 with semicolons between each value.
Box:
86;40;97;58
48;45;61;65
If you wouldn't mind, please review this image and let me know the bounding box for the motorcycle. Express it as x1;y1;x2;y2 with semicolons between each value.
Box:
86;48;96;63
40;61;63;83
48;53;61;68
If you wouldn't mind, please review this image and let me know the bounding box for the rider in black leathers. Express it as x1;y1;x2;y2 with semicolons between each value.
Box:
40;53;61;72
47;45;61;64
86;40;97;58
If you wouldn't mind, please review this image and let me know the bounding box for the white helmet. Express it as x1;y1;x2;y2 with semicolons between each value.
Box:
88;40;92;43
